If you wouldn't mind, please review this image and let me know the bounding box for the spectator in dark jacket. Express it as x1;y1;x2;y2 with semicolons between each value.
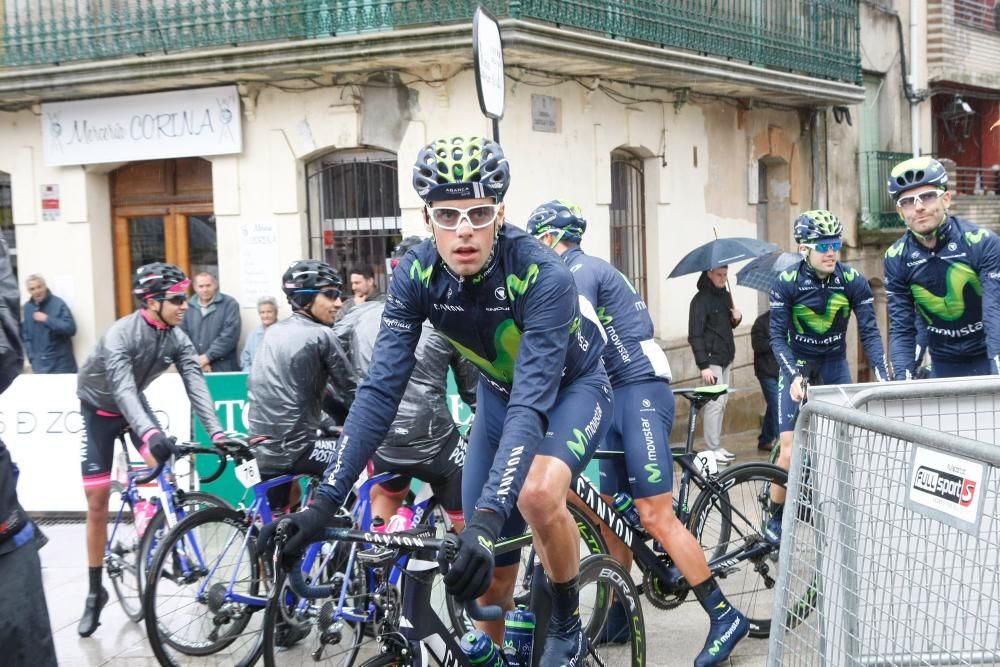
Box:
751;311;778;452
181;272;241;372
21;273;78;373
688;267;742;465
0;244;58;666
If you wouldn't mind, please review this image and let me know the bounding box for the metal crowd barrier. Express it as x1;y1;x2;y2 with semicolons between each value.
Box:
767;379;1000;666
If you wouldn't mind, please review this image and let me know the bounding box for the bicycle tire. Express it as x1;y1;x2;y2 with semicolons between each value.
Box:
578;554;645;667
143;505;264;666
261;540;369;667
355;652;412;667
445;502;609;637
689;462;808;638
119;490;229;623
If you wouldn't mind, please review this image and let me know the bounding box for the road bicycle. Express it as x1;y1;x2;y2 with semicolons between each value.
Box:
105;434;230;622
566;385;811;639
266;520;644;667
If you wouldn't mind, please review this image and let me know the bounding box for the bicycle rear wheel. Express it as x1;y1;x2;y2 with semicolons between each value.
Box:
261;540;368;667
579;554;645;667
143;505;264;666
689;462;807;638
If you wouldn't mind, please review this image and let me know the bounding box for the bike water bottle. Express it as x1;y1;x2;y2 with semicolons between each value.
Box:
115;449;130;487
460;630;507;667
502;606;535;667
134;499;156;537
385;504;414;533
612;491;643;530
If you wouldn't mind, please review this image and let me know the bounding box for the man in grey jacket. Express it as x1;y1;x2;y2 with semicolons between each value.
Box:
181;272;241;372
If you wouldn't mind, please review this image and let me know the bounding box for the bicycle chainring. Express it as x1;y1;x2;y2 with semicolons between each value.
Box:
643;557;689;610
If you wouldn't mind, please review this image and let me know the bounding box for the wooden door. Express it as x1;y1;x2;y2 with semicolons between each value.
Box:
111;159;214;316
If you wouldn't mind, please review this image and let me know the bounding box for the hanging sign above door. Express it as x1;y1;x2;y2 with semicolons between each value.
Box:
41;85;242;166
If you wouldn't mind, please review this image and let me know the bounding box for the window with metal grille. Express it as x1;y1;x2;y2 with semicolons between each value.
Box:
307;149;402;293
610;150;647;301
0;173;14;280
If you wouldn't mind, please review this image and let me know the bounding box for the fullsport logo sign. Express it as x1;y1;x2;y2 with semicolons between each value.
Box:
907;445;989;534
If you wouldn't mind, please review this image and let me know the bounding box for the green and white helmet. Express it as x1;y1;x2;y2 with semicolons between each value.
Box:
794;210;843;243
887;157;948;199
412;136;511;203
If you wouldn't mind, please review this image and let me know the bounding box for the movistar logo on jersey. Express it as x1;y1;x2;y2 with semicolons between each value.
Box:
841;267;858;283
445;319;522;383
506;264;540;302
780;269;797;282
645;463;662;484
409;259;433;287
912;262;981;323
885;241;905;259
965;229;988;245
792;293;850;335
596;306;613;327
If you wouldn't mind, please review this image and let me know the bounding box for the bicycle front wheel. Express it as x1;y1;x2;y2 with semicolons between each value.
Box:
579;554;645;667
689;462;791;638
143;505;265;666
261;540;368;667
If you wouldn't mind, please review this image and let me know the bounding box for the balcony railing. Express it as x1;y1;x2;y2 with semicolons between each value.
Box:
860;150;911;229
0;1;860;84
953;165;1000;196
954;0;1000;32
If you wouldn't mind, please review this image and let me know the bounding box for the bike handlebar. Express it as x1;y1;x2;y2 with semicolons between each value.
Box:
274;519;503;621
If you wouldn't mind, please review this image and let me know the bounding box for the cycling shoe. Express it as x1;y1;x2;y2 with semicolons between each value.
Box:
539;614;586;667
764;504;784;545
694;605;748;666
77;586;109;637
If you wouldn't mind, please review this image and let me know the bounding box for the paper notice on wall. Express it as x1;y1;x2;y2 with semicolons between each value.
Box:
239;220;280;308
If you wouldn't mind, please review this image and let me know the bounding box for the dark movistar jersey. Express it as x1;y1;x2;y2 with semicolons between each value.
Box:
884;216;1000;378
561;246;671;387
769;260;888;379
318;224;608;519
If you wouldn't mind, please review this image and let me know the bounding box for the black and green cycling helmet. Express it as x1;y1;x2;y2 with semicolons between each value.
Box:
887;157;948;199
794;210;843;243
526;200;587;245
412;136;511;203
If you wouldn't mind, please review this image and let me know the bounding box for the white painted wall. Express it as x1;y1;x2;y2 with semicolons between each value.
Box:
0;69;811;355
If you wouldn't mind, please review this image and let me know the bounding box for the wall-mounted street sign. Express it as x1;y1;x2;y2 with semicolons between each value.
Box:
473;5;504;140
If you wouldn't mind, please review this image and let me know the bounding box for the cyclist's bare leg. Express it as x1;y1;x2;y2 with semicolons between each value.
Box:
770;430;793;504
84;485;111;567
518;454;579;585
370;483;408;524
636;493;710;583
476;563;517;643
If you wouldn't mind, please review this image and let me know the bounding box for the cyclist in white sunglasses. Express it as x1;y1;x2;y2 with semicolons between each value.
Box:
766;210;888;543
884;156;1000;379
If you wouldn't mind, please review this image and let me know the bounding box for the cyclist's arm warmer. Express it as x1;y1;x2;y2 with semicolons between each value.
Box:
316;276;422;508
103;333;158;437
173;331;224;436
849;278;889;380
974;232;1000;374
475;276;576;518
884;251;917;380
769;280;799;378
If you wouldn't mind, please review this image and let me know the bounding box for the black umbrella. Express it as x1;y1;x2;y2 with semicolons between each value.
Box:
667;237;778;278
735;252;802;293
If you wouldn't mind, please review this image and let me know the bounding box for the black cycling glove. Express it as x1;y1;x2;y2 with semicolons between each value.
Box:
258;495;337;568
144;430;178;464
440;510;504;601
